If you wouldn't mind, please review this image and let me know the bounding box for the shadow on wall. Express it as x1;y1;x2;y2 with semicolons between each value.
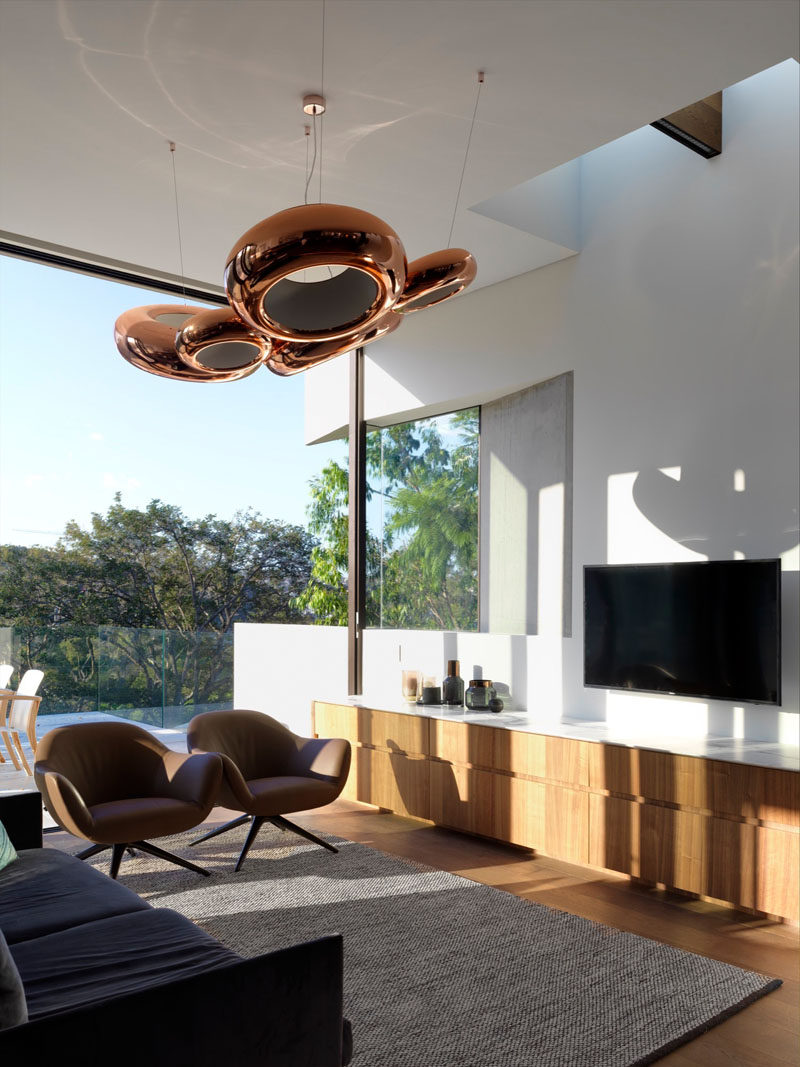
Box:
632;465;798;561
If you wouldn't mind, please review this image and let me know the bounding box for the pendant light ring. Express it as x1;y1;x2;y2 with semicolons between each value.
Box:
395;249;477;314
176;307;270;375
225;204;407;343
114;305;261;382
266;305;403;376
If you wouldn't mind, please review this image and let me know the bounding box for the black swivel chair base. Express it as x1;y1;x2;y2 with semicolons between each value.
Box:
191;812;338;872
76;840;212;880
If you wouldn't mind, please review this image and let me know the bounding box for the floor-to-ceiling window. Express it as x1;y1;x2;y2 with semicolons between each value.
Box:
0;255;342;726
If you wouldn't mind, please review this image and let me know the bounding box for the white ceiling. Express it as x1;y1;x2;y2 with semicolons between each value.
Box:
1;0;797;293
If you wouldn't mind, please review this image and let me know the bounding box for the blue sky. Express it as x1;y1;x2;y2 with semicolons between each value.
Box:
0;257;345;547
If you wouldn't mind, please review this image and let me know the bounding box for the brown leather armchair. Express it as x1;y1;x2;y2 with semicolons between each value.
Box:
34;721;223;879
187;709;351;871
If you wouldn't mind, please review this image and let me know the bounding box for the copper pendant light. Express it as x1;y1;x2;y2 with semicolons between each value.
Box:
225;203;406;343
115;73;484;382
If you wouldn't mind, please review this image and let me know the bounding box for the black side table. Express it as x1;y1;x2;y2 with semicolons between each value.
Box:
0;789;43;849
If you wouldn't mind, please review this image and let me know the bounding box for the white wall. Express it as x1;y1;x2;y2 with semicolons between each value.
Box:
233;622;347;735
247;60;799;746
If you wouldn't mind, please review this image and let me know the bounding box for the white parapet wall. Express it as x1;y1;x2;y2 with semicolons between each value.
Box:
233;622;347;736
234;619;798;746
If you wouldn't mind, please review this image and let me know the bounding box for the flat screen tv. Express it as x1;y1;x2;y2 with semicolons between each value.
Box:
584;559;781;705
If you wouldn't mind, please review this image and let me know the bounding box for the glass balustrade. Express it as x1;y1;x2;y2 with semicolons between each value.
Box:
0;625;233;729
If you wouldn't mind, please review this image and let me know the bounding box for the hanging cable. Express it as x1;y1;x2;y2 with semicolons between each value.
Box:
447;71;484;247
319;0;326;203
304;122;316;205
169;141;188;304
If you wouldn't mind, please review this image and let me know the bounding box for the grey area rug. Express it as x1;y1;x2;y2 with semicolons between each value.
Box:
62;828;780;1067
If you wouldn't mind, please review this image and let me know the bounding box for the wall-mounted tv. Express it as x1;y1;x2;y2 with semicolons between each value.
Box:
584;559;781;705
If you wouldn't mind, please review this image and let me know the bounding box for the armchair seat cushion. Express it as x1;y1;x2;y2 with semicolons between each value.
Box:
88;797;206;843
246;776;341;816
0;849;148;946
11;908;240;1022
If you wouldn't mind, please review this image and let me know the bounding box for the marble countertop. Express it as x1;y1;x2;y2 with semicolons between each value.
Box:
316;694;800;772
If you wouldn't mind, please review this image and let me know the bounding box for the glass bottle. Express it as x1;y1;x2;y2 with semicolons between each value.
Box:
465;679;495;711
442;659;464;706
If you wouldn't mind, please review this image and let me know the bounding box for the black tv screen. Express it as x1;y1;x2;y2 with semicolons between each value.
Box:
584;560;781;705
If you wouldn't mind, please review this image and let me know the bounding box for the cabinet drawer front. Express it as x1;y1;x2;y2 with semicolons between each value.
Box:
492;730;546;779
355;747;429;818
639;750;709;811
639;804;705;895
757;826;799;919
359;708;430;756
429;761;494;837
493;775;545;850
313;702;359;744
545;785;589;865
588;744;640;796
430;718;495;768
589;793;639;875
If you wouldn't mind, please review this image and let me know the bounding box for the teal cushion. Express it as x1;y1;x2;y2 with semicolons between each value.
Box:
0;820;17;873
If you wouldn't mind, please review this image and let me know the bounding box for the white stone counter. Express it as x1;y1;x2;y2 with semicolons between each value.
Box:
316;694;800;772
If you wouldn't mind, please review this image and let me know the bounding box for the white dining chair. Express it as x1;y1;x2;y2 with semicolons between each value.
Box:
1;668;44;775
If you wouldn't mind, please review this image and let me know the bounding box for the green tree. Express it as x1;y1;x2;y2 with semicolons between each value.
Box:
0;496;315;714
295;409;479;630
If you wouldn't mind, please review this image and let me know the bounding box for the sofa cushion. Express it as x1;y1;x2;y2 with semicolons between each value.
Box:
0;821;17;873
11;908;240;1021
0;848;149;945
0;930;26;1030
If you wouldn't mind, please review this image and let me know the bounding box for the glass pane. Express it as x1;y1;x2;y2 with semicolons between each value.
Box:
366;408;479;630
97;626;165;725
162;629;233;729
9;624;98;716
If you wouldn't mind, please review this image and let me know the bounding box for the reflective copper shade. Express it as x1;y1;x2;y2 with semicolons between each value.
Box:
395;249;477;314
225;204;407;342
266;307;402;376
114;305;260;383
176;307;269;374
115;205;475;384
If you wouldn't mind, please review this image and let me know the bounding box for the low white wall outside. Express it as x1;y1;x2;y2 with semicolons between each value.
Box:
233;622;347;736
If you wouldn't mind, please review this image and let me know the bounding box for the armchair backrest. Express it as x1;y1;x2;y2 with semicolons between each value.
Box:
34;721;175;807
0;664;12;689
188;709;298;781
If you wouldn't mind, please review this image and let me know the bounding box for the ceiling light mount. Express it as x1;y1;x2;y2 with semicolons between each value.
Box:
302;94;326;116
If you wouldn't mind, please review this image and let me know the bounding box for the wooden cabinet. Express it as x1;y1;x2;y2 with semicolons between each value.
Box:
312;701;799;921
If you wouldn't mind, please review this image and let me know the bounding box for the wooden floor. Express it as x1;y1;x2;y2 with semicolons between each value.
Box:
294;798;799;1067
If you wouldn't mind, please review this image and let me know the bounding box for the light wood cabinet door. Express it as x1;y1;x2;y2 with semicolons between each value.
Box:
639;804;705;895
430;718;494;768
313;702;359;745
359;708;430;757
589;793;640;876
545;784;589;865
756;826;799;918
492;775;545;850
355;747;429;819
429;761;495;837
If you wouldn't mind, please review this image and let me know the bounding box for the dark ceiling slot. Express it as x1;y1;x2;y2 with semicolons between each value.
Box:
651;92;722;159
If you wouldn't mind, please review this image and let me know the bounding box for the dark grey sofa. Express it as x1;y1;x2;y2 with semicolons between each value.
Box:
0;793;351;1066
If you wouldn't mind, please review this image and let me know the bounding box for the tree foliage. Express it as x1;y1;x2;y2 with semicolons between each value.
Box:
295;409;479;630
0;496;314;714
